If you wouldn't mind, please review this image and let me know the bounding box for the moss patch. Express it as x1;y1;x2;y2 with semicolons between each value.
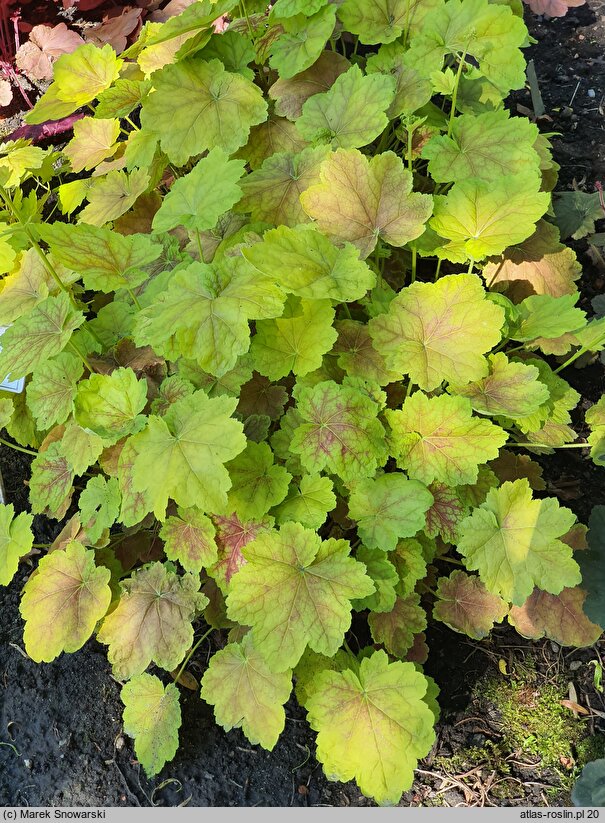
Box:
477;655;605;796
430;654;605;806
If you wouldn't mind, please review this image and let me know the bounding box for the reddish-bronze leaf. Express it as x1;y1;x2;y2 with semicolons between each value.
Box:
509;587;602;647
433;571;508;640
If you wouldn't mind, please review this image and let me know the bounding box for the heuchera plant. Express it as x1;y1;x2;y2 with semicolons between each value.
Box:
0;0;604;805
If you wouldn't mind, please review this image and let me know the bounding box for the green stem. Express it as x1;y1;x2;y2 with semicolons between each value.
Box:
127;288;142;311
554;345;597;375
407;124;415;171
402;0;411;48
68;340;94;374
404;379;415;399
376;126;393;155
433;258;442;282
447;47;468;138
195;229;204;262
410;246;417;283
125;115;139;132
440;556;464;567
467;257;474;275
239;0;254;39
341;302;353;320
0;437;37;457
175;627;213;686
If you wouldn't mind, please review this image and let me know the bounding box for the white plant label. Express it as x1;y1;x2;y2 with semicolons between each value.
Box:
0;326;25;394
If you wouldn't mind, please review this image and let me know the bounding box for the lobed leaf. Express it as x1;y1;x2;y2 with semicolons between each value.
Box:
122;674;181;777
226;521;374;671
21;541;111;662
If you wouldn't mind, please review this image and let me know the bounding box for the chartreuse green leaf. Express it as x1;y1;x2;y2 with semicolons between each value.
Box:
197;30;255;78
134;258;284;378
353;547;399;614
301;148;432;258
226;522;374;671
97;563;208;679
0;249;50;325
152;148;245;234
63;118;120;173
74;368;148;442
95;78;149;119
123;391;246;520
431;175;549;262
0;292;83;380
271;0;329;16
0;504;34;587
458;479;580;605
338;0;423;44
141;58;267;166
243;225;375;302
20;541;111;662
349;474;433;552
39;223;162;293
391;538;429;598
508;587;602;648
365;43;432;118
269;5;337;80
225;442;291;520
306;650;435;805
79;168;150;227
387;393;507;486
0;141;47;188
238;146;330;226
26;44;122;124
407;0;527;93
586;397;605;466
433;571;508;640
160;507;218;574
54;43;122;105
511;294;586;342
290;381;388;484
78;476;121;545
251;298;337;380
422;111;539;184
273;474;336;529
450;353;550;419
26;352;83;428
60;423;104;476
369;274;504;391
296;65;395;149
201;633;293;750
122;674;181;777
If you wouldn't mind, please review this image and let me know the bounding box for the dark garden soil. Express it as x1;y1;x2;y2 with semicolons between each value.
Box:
1;0;605;809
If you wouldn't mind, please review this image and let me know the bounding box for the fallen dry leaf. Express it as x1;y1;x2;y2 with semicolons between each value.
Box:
522;0;585;17
84;8;143;54
0;79;13;108
16;23;85;81
560;699;590;716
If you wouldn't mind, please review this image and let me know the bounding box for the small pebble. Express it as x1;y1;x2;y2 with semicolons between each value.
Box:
588;88;596;98
23;759;32;769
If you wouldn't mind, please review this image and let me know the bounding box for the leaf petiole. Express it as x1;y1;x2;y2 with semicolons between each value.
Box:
0;437;37;456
